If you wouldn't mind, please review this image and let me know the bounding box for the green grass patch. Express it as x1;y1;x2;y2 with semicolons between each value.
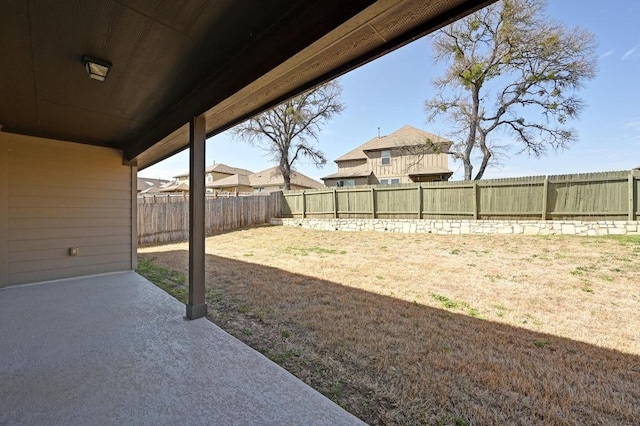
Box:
484;273;504;282
431;293;459;309
603;235;640;245
285;246;347;256
571;265;597;275
137;257;188;303
431;294;481;318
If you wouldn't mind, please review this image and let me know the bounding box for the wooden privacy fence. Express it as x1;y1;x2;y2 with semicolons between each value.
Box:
137;192;282;245
281;170;640;221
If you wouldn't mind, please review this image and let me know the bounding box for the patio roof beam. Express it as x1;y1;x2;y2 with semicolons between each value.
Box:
187;114;207;320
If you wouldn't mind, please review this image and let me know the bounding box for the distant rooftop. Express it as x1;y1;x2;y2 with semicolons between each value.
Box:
174;163;253;178
335;125;452;162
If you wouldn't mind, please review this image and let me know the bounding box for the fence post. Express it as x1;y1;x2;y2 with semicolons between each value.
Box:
418;184;423;219
371;187;376;218
629;172;635;221
301;191;306;218
333;188;338;218
542;176;549;220
472;181;478;220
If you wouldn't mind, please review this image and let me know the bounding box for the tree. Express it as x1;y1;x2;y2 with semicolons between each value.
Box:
425;0;597;180
234;81;345;189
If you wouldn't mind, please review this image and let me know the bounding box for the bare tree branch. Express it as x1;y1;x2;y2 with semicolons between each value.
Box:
425;0;596;180
233;81;345;189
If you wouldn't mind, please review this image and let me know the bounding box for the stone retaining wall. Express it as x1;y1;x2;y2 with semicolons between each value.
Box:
271;218;640;236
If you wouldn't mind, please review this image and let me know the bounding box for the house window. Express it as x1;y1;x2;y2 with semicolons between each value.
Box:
381;150;391;165
391;178;400;185
380;179;389;185
336;179;355;187
254;187;265;193
206;174;213;183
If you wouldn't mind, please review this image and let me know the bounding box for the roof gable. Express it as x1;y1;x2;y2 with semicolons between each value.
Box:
249;166;323;189
206;163;253;176
206;173;252;189
335;125;452;162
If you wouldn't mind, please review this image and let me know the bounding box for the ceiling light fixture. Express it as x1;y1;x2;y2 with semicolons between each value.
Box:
83;56;111;82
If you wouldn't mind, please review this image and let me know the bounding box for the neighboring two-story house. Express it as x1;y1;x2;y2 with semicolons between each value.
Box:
322;125;453;187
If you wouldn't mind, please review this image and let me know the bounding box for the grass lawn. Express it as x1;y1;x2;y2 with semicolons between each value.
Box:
138;226;640;425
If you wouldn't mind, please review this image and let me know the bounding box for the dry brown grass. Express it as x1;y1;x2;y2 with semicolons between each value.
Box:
139;226;640;425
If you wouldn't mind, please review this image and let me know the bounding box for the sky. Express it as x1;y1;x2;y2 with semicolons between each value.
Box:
140;0;640;183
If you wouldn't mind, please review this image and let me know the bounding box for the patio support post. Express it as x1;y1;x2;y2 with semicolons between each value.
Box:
187;114;207;320
0;134;7;287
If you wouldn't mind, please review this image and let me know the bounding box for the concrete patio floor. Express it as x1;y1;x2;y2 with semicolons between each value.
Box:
0;272;364;425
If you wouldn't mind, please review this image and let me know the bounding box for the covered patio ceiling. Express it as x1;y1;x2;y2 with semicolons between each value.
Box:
0;0;494;170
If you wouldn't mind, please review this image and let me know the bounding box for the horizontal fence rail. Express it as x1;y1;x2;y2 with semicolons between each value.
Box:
137;192;282;245
281;170;640;222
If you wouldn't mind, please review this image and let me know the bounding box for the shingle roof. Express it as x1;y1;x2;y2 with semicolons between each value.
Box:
335;125;452;162
321;164;373;180
173;163;253;178
137;177;170;193
206;174;252;189
205;163;253;176
159;182;190;192
249;166;324;189
407;166;454;176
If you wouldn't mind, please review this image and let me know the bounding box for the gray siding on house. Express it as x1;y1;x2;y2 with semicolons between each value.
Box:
1;133;134;286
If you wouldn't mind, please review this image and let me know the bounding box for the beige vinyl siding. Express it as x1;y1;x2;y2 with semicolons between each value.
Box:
336;159;366;172
289;184;313;191
323;177;371;187
368;150;448;180
213;185;253;193
1;132;134;286
209;171;234;181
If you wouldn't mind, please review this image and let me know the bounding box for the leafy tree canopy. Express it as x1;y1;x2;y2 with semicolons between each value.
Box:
425;0;597;180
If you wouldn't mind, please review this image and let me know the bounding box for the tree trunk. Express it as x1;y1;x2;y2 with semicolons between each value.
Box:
463;85;482;181
474;132;492;180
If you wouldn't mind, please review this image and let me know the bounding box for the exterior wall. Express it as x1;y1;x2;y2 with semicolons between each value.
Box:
323;176;371;187
0;133;135;287
336;159;366;172
332;149;449;186
254;184;317;193
206;171;233;183
210;185;253;193
272;218;640;236
366;149;449;182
